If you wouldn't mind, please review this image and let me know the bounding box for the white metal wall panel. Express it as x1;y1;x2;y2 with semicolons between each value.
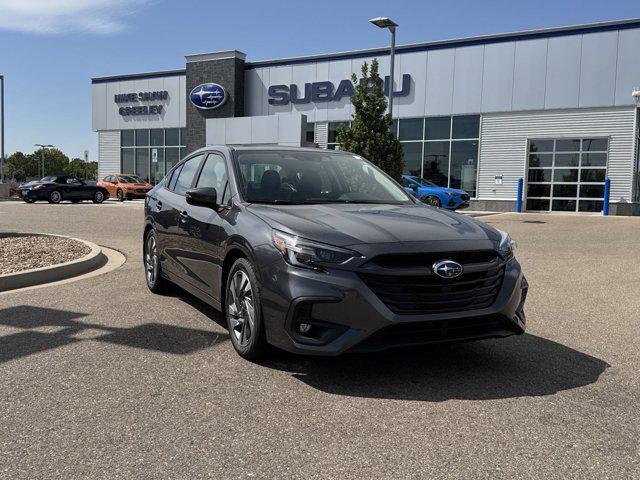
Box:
615;29;640;106
545;36;581;109
512;39;548;111
395;51;427;119
425;49;455;116
452;45;484;114
478;107;636;202
98;131;121;179
480;42;515;113
579;31;618;107
315;122;328;149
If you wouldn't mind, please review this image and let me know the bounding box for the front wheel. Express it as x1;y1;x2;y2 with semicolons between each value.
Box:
423;195;441;208
225;258;268;360
92;190;105;203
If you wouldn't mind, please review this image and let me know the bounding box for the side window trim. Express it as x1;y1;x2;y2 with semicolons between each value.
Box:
168;153;206;196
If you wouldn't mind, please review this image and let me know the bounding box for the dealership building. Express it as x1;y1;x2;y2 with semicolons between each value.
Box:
92;18;640;214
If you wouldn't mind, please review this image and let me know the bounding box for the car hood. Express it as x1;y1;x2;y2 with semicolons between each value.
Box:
247;203;498;247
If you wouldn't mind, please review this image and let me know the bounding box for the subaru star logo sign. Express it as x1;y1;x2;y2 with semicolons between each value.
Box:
190;83;227;110
432;260;463;279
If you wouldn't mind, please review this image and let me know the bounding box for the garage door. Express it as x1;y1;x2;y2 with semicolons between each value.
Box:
525;138;608;212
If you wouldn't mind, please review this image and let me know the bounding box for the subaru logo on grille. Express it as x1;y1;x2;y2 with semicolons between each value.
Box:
190;83;227;110
432;260;463;279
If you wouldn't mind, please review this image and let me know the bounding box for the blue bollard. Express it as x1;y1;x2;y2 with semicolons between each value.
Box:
603;178;610;216
516;177;523;213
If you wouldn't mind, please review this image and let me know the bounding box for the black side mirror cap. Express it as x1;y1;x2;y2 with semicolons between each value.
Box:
186;187;218;209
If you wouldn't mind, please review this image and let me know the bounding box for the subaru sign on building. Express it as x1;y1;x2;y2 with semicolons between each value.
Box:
91;18;640;215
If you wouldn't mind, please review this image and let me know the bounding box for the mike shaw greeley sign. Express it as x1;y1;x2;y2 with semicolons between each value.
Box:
267;74;411;106
115;91;169;116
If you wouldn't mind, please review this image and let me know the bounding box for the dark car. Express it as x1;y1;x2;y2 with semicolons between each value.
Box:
18;175;109;204
143;146;527;360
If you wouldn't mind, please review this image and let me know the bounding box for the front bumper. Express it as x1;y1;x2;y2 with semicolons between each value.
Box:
19;189;47;200
259;254;527;356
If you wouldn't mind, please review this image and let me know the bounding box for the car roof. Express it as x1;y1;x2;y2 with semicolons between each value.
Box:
190;145;356;156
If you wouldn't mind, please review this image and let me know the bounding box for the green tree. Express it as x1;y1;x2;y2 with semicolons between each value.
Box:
6;151;38;179
35;148;70;177
336;58;404;181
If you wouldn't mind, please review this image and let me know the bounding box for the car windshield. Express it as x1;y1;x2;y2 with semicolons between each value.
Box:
411;176;438;187
235;150;412;205
118;175;140;183
41;176;57;182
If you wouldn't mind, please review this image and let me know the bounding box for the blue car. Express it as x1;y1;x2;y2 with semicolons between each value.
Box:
401;175;470;210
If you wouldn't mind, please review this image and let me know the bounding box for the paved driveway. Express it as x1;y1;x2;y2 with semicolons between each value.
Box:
1;201;639;479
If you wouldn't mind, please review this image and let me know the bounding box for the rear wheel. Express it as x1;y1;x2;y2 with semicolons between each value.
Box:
225;258;268;360
423;195;441;208
92;190;105;203
144;230;168;294
48;190;62;204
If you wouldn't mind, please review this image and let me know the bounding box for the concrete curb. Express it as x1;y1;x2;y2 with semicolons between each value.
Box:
0;234;107;292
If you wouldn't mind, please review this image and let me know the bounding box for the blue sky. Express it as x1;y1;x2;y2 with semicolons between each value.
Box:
0;0;638;160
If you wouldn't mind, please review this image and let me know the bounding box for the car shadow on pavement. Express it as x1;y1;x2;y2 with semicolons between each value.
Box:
261;334;609;402
0;305;227;364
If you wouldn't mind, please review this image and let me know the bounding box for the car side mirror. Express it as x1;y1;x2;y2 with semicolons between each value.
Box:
186;187;218;209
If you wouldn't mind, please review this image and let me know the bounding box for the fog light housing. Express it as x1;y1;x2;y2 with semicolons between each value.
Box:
298;322;312;334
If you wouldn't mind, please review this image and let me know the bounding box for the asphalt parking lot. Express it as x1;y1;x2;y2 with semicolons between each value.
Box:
1;200;639;479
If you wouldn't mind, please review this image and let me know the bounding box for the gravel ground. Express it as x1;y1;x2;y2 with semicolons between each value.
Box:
0;234;90;274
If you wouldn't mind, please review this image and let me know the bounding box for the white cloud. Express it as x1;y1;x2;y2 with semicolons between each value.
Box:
0;0;152;35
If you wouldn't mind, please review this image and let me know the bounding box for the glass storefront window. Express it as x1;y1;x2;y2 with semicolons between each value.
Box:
305;122;315;143
121;130;135;147
121;149;135;173
424;116;451;140
135;129;149;146
166;128;180;146
423;141;450;187
401;143;422;176
449;140;478;196
150;129;164;146
135;148;150;182
452;115;480;139
165;148;180;174
398;118;424;141
180;128;187;146
151;148;165;184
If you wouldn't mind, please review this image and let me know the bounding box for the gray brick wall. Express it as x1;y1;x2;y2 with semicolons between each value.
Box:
186;57;245;154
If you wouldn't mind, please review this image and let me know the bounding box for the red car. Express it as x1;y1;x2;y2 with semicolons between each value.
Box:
97;174;153;201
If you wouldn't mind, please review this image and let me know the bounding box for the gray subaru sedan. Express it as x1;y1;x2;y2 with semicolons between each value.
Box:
143;146;528;360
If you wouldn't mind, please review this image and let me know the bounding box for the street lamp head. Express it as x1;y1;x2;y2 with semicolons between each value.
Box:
369;17;398;29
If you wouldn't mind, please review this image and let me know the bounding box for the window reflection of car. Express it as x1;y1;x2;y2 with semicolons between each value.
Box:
17;175;108;204
401;175;470;210
97;174;153;201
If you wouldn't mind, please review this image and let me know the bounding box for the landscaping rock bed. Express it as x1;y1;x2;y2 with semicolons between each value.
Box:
0;233;91;275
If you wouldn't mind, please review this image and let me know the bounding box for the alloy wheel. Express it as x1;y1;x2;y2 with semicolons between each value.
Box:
145;234;158;286
95;191;104;202
51;191;61;203
227;270;255;347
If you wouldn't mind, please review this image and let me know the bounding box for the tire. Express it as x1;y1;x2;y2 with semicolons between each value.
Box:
225;258;268;360
144;230;168;294
116;189;124;202
423;195;441;208
48;190;62;204
92;190;105;204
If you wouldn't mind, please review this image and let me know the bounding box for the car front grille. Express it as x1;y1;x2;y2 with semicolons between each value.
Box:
359;251;505;315
135;188;149;193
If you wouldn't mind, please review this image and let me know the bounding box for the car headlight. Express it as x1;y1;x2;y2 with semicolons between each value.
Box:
272;230;360;271
498;230;517;260
33;184;45;190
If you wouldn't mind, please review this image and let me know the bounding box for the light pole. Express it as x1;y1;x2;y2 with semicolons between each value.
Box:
370;17;399;116
1;75;4;183
34;144;54;179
